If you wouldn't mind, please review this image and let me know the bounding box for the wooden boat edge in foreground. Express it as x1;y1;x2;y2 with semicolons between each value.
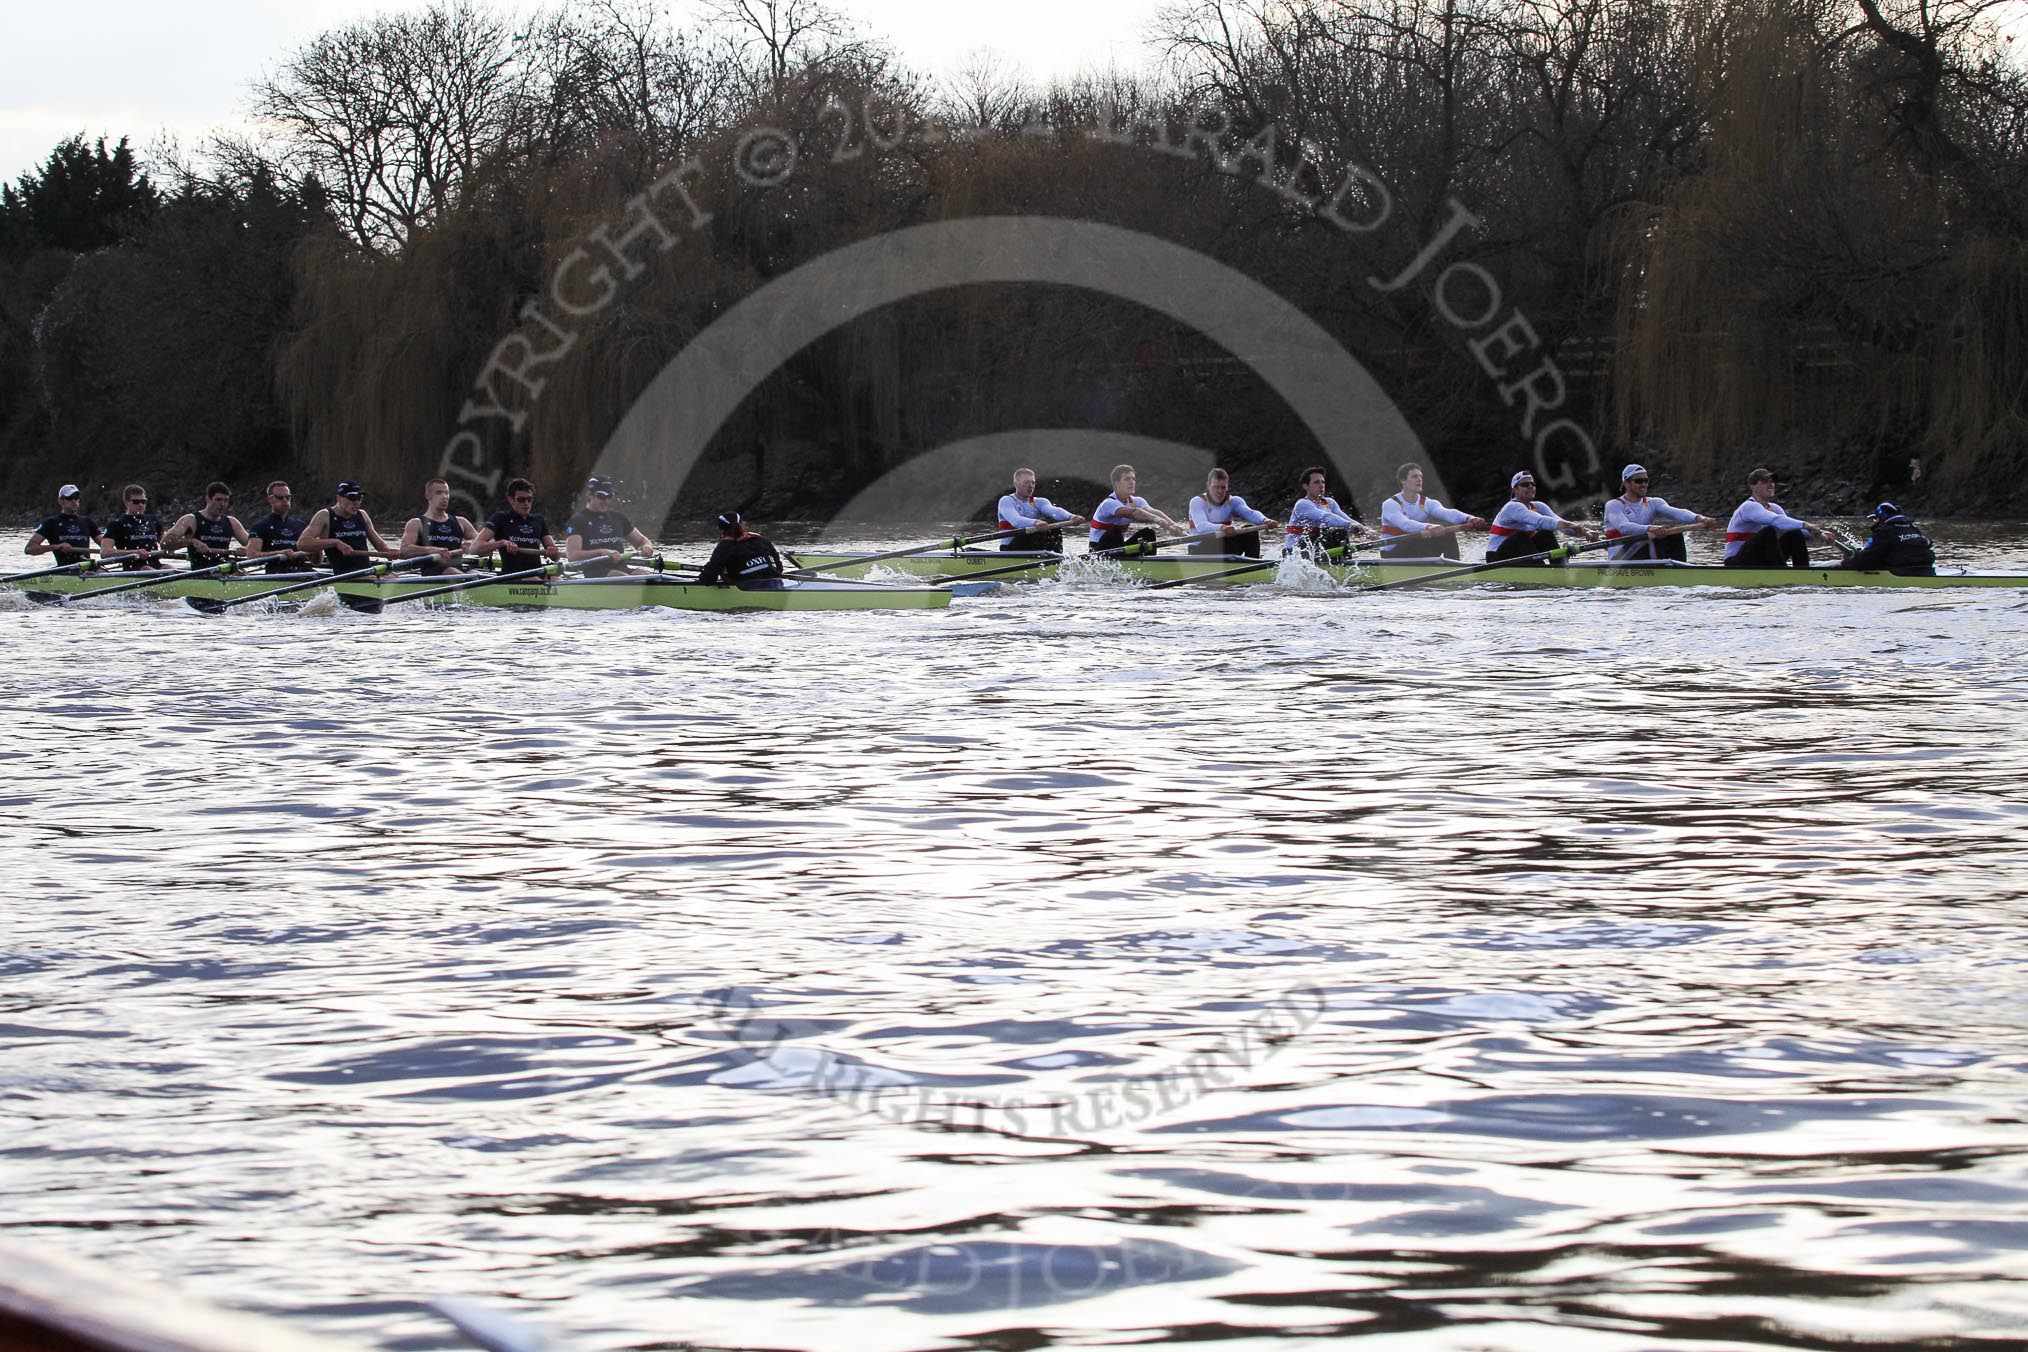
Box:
0;1238;363;1352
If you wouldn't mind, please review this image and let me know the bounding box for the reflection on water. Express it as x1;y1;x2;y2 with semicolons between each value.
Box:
3;523;2028;1350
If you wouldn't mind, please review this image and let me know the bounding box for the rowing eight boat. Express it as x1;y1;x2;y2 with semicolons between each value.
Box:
789;549;2028;590
0;567;952;611
8;556;2024;603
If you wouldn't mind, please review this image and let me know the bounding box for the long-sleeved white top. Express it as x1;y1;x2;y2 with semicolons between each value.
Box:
1603;494;1700;559
997;492;1072;531
1189;493;1267;531
1723;498;1811;558
1283;495;1356;553
1379;492;1470;555
1487;499;1578;545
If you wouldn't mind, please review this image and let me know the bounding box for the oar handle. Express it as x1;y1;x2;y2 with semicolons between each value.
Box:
782;523;1071;578
63;556;245;602
1143;541;1378;590
363;548;661;607
210;554;429;610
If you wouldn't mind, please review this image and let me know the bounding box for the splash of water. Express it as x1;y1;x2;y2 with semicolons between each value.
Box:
1273;553;1345;594
1048;555;1136;589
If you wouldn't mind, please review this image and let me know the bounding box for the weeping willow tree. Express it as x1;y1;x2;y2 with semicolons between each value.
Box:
1610;0;2028;504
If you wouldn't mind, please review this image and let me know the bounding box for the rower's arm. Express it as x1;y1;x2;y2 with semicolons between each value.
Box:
564;532;593;561
295;510;338;554
398;518;428;558
361;514;397;557
541;533;562;561
694;542;729;585
244;530;295;561
626;527;655;553
159;514;195;549
1841;534;1886;569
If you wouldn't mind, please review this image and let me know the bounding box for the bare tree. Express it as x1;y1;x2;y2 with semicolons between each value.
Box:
703;0;877;99
515;0;738;161
940;46;1032;129
250;0;520;251
1839;0;2028;234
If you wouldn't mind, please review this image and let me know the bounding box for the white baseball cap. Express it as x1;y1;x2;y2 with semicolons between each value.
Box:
1510;471;1535;487
57;483;80;499
1619;464;1648;482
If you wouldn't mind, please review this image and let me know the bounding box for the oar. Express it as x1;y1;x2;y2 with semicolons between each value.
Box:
183;555;427;614
339;550;675;613
1143;535;1379;590
928;526;1251;585
1353;532;1634;592
781;523;1075;579
0;557;102;585
56;555;252;604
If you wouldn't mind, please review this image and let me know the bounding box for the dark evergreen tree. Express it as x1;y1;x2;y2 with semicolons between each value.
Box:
0;134;159;256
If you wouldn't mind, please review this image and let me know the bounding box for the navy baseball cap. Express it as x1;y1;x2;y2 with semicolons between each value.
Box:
335;481;364;499
586;476;614;496
1873;501;1901;522
715;510;743;532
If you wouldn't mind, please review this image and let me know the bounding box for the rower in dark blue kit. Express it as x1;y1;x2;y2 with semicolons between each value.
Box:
100;483;167;569
471;478;561;576
243;481;314;573
696;511;785;584
399;477;479;576
297;482;396;568
1840;502;1937;577
25;484;105;565
565;476;657;577
162;482;249;567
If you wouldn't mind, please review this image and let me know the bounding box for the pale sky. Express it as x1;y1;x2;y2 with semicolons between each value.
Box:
0;0;1166;183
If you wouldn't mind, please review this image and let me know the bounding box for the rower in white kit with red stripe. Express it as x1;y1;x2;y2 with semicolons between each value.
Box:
1603;464;1718;561
996;468;1084;552
1378;462;1484;561
1282;466;1368;559
1723;467;1834;568
1485;470;1600;563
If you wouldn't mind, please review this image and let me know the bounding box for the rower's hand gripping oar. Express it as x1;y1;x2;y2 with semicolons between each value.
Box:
1142;532;1382;590
780;522;1084;579
183;554;432;614
55;554;253;604
928;524;1265;585
338;550;690;613
1353;532;1634;592
0;556;103;586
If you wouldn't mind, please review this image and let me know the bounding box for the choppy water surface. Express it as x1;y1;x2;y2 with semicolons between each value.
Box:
5;521;2028;1351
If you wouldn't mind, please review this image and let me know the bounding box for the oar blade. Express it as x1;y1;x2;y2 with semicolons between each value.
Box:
181;595;228;616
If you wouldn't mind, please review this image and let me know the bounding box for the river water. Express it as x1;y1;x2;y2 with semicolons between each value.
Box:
4;521;2028;1351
